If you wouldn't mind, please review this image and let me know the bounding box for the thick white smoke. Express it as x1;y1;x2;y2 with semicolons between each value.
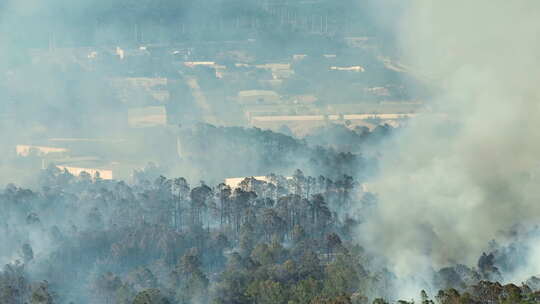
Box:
359;0;540;283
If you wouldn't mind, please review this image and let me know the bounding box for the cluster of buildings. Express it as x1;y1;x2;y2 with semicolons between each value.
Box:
14;139;137;181
98;46;421;135
28;32;421;133
12;33;425;180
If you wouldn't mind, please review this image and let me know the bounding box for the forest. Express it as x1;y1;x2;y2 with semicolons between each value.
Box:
1;146;540;303
3;0;540;303
174;123;382;183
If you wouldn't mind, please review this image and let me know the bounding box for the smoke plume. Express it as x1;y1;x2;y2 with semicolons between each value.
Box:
360;0;540;283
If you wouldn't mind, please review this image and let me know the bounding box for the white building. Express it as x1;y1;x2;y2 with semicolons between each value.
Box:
16;145;69;157
225;176;293;189
56;165;114;180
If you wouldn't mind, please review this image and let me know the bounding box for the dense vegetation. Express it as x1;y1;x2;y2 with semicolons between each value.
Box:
1;164;368;303
176;123;377;182
2;1;537;304
2;160;540;304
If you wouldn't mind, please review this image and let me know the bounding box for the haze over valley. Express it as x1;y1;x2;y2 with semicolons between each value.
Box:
1;1;540;304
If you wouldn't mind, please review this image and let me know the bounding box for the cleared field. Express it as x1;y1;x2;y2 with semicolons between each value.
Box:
244;101;423;118
128;106;167;128
251;118;378;137
251;113;415;122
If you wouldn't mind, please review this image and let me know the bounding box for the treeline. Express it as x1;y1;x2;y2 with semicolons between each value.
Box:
2;165;540;303
304;123;393;154
3;0;385;50
176;123;374;183
0;165;373;303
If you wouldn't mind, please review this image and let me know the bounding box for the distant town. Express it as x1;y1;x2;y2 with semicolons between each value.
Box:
6;31;426;182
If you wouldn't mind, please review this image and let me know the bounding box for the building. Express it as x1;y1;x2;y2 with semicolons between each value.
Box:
16;145;69;157
184;61;216;68
56;165;114;180
50;156;130;180
329;65;365;72
225;176;293;189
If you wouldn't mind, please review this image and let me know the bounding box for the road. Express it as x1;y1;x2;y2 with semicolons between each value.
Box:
185;76;219;124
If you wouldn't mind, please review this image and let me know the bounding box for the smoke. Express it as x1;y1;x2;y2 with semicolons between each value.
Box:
359;0;540;288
